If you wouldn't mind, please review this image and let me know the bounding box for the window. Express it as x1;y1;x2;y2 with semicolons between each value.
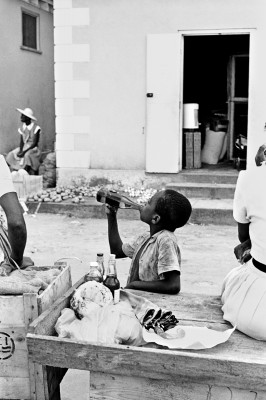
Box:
21;10;40;52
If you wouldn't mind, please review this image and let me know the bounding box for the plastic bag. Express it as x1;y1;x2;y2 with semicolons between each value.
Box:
55;281;143;346
55;301;143;346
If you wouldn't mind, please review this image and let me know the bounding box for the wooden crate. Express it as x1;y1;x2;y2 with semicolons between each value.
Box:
26;279;266;400
184;130;202;169
12;175;43;200
0;265;72;400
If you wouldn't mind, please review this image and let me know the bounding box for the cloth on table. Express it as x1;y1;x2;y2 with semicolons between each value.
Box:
0;267;61;295
56;283;178;346
56;283;235;349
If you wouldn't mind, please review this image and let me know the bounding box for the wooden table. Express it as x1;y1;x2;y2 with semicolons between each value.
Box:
26;276;266;400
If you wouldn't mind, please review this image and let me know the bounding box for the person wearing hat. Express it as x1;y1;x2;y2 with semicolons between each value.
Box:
6;107;42;174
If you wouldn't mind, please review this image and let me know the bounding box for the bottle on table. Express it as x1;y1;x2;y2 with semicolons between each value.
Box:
103;254;120;304
96;252;105;278
85;261;103;283
96;188;141;210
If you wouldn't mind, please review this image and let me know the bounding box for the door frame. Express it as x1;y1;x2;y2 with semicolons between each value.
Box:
177;28;255;170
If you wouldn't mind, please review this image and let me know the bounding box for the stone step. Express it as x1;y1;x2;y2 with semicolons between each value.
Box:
172;170;239;184
147;169;239;185
166;182;236;199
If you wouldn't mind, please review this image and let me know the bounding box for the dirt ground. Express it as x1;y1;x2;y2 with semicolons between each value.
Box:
24;212;238;400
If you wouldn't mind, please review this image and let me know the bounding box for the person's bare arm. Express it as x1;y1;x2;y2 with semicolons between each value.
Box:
234;222;251;264
106;206;126;258
238;222;250;243
0;192;27;266
17;136;24;157
125;270;180;294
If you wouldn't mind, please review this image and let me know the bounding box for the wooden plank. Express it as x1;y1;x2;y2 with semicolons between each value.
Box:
0;295;25;326
23;293;40;400
89;372;266;400
185;131;194;169
38;265;72;314
193;131;202;168
28;276;85;336
133;291;224;323
0;327;28;377
26;333;266;391
26;287;266;393
0;377;30;399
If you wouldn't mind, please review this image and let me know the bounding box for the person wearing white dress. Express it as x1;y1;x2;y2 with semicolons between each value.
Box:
221;143;266;340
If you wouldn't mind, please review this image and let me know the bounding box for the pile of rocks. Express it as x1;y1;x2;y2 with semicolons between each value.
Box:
39;152;56;188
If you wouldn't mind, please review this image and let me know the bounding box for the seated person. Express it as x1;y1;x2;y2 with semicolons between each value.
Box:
221;143;266;340
105;189;192;294
6;107;42;175
0;154;33;274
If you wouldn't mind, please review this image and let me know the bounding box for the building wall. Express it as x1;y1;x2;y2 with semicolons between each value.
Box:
54;0;266;184
0;0;55;156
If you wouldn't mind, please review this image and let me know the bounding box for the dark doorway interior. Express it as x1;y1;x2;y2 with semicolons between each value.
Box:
183;34;250;169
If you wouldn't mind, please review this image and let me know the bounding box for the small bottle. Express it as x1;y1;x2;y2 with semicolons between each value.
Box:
96;253;105;278
103;254;120;304
85;262;103;282
96;188;141;210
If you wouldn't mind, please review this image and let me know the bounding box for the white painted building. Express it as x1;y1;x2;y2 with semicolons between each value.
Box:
0;0;55;157
53;0;266;186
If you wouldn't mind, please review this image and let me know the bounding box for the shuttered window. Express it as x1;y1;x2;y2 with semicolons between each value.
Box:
22;11;39;51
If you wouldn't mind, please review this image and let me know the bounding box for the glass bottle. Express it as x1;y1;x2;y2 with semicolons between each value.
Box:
96;253;105;278
85;262;103;283
103;254;120;304
96;188;141;210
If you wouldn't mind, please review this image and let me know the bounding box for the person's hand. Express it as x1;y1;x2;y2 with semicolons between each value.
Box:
234;239;252;264
105;204;118;216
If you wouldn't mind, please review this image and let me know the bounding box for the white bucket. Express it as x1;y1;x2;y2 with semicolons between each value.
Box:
183;103;199;129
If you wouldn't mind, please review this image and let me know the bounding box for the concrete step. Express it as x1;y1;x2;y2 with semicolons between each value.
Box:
147;169;239;185
166;182;236;199
26;197;235;226
171;170;239;184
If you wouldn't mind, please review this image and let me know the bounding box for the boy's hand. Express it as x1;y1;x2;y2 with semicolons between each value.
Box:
105;204;118;216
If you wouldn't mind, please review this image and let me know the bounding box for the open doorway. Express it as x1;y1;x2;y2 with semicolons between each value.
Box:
183;34;250;170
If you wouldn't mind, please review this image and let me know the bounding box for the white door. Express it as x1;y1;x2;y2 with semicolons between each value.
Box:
146;34;181;173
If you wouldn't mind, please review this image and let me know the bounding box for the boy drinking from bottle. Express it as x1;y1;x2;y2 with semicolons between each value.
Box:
105;189;192;294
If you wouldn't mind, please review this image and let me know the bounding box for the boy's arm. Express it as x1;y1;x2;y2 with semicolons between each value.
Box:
106;206;126;259
125;271;180;294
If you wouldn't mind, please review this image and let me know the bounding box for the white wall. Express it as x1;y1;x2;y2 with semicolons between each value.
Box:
54;0;266;182
0;0;55;155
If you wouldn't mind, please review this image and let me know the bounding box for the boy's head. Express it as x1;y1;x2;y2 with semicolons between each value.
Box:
140;189;192;232
255;143;266;166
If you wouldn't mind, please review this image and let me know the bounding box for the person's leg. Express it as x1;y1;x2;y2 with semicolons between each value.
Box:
24;165;31;173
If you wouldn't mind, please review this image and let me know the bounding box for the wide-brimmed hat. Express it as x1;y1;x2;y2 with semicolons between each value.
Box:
16;107;37;121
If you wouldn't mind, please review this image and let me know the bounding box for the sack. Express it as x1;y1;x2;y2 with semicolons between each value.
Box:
201;129;226;164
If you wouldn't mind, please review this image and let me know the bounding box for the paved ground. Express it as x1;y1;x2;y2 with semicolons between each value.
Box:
24;212;238;400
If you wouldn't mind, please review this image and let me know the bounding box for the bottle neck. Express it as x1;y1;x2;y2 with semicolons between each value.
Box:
108;260;117;276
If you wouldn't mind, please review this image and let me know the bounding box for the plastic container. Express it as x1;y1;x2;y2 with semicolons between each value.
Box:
183;103;199;129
